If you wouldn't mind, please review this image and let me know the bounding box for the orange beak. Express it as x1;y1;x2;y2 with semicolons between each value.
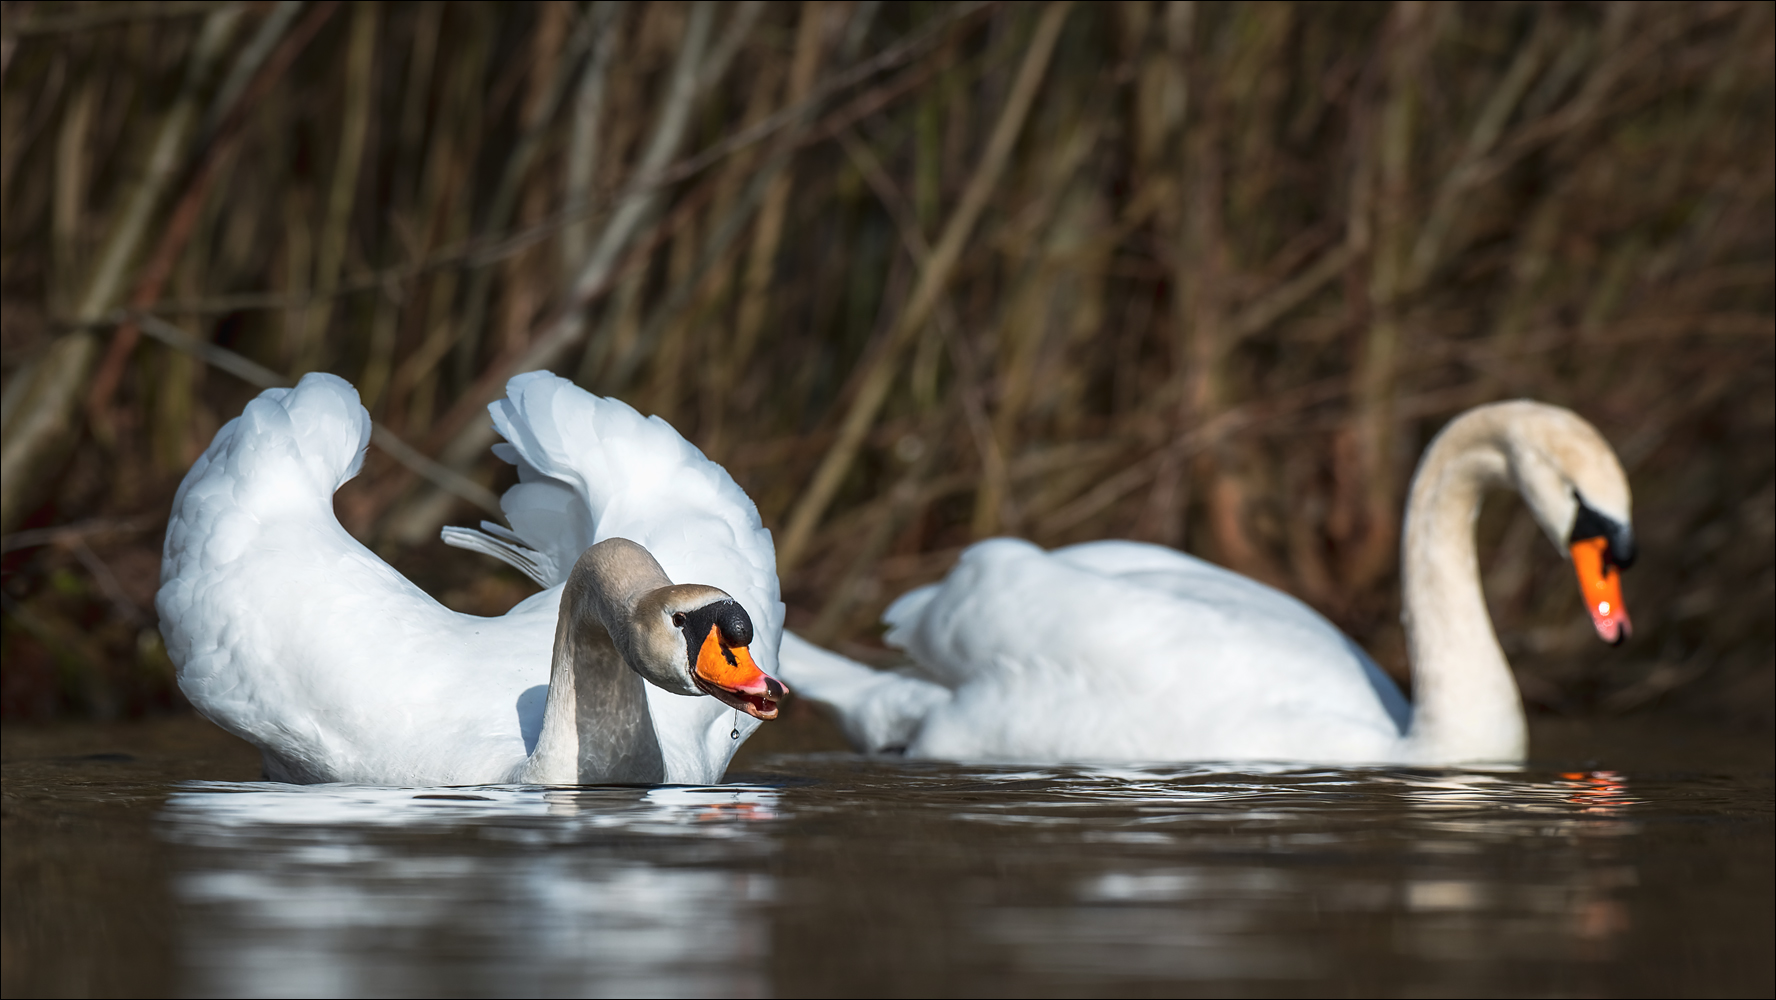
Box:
1570;536;1631;645
692;623;785;720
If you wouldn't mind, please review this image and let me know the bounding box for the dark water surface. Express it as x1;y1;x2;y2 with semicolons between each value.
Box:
3;716;1770;998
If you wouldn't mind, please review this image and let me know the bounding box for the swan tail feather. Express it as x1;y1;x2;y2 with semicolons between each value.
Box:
777;632;949;754
439;525;557;588
164;374;370;576
158;373;376;724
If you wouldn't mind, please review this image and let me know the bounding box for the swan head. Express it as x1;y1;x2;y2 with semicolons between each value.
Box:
1489;402;1636;644
630;584;787;719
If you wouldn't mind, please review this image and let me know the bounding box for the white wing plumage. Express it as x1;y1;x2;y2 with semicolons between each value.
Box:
447;373;784;654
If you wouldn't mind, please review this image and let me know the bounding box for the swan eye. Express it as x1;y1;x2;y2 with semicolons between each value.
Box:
672;612;686;628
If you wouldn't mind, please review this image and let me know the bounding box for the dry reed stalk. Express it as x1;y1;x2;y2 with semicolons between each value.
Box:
78;6;244;320
1120;1;1190;544
196;2;305;147
639;80;795;421
502;3;578;362
426;0;719;457
629;0;989;192
354;2;440;412
561;1;623;278
635;40;793;403
49;75;95;316
453;0;587;386
1196;3;1297;586
0;40;63;211
805;404;945;643
81;2;337;432
973;110;1102;538
0;3;26;76
1337;0;1438;591
150;197;211;476
298;0;377;376
634;174;714;414
776;0;1074;572
1;5;246;533
394;4;491;436
713;0;830;453
379;2;734;542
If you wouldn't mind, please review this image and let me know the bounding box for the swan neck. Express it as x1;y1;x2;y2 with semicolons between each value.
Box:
519;546;667;784
1401;422;1526;763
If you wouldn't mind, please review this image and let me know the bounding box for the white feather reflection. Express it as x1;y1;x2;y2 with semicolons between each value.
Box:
162;783;780;1000
928;766;1643;981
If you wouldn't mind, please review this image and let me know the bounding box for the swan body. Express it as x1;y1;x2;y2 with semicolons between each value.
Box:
158;371;785;785
779;401;1635;766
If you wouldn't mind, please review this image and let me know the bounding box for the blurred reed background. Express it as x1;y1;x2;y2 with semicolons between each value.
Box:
0;1;1770;728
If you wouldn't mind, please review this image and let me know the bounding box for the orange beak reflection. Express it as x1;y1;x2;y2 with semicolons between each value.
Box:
1570;537;1631;645
692;624;786;720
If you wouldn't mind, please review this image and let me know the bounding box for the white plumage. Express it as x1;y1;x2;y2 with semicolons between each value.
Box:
781;540;1408;762
159;371;784;785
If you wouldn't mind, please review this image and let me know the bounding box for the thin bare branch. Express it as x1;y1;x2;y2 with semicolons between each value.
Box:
128;312;503;515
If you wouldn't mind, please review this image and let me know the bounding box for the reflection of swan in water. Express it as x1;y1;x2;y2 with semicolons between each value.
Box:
781;402;1636;765
165;781;782;830
1385;770;1637;835
175;860;773;999
164;782;781;995
970;768;1641;983
160;763;1646;993
158;372;786;785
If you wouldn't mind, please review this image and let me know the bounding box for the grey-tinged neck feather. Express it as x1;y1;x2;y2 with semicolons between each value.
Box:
518;539;671;784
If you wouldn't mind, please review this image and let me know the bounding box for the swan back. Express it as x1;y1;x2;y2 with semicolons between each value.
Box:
880;538;1406;761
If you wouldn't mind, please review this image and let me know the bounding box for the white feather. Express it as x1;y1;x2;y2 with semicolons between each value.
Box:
783;538;1405;763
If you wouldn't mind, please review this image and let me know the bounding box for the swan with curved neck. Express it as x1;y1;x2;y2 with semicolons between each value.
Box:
159;371;787;786
521;538;782;785
777;400;1635;765
1396;400;1632;761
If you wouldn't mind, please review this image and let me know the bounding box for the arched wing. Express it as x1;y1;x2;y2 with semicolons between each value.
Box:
447;372;784;674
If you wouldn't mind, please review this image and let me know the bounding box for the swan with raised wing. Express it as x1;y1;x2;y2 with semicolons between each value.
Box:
158;371;786;785
778;401;1635;765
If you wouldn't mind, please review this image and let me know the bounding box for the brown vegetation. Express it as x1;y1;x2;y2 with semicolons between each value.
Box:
1;1;1771;726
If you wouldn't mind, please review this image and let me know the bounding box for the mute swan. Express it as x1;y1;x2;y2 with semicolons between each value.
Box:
158;371;786;785
778;401;1635;765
